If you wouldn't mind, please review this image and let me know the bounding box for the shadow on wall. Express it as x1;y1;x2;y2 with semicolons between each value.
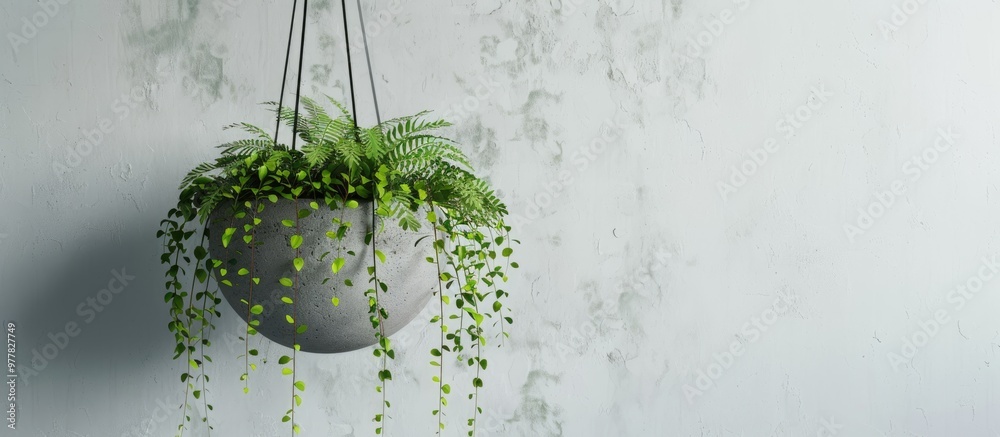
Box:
11;210;183;409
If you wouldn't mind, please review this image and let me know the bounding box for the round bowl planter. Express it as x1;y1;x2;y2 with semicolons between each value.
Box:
207;199;436;353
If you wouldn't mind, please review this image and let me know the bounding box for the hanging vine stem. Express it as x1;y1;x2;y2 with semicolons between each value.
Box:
452;231;484;436
160;202;209;437
469;231;487;437
428;201;449;434
159;216;185;436
193;228;222;436
368;169;392;435
285;197;305;436
239;201;262;396
485;228;510;345
180;225;203;437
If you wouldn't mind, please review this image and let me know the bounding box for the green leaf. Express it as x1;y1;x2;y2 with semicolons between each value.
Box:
282;368;293;375
237;268;250;276
286;314;295;324
463;307;484;325
250;305;264;315
290;235;303;249
331;297;340;307
345;200;359;209
502;247;513;257
374;250;386;264
331;257;346;274
222;227;237;248
296;324;308;334
281;296;293;304
294;381;306;391
278;356;292;365
442;384;451;394
280;277;294;287
281;219;295;227
293;257;304;271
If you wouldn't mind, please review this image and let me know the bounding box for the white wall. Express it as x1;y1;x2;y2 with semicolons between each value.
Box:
3;0;1000;435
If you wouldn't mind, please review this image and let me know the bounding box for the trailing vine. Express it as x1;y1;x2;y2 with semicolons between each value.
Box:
158;96;516;435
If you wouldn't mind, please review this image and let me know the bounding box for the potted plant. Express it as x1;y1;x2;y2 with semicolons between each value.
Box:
158;96;517;435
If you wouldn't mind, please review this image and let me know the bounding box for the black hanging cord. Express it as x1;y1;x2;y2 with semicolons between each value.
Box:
275;0;382;147
355;0;382;125
340;0;359;125
291;0;309;151
274;0;299;148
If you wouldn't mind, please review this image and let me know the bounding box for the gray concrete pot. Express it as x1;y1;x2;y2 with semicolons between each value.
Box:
207;199;436;354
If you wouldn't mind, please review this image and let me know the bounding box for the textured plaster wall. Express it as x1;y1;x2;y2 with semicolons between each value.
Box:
3;0;1000;435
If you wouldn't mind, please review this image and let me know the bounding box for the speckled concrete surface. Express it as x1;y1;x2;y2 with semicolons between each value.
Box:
208;200;437;353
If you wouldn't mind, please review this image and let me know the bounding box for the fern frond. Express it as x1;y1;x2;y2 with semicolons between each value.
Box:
216;138;279;158
224;122;274;142
362;126;388;160
180;162;219;188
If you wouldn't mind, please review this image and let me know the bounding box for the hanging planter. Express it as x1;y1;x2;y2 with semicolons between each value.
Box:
208;198;438;353
156;0;518;435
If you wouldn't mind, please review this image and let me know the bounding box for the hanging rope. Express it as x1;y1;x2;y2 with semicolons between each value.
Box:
341;3;388;433
275;0;381;148
273;0;299;147
340;0;359;124
291;0;309;151
355;0;382;125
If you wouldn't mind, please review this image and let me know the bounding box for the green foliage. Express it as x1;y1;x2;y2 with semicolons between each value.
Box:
179;95;507;230
158;96;517;437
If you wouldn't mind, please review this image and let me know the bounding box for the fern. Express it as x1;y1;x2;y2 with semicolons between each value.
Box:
181;96;507;228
